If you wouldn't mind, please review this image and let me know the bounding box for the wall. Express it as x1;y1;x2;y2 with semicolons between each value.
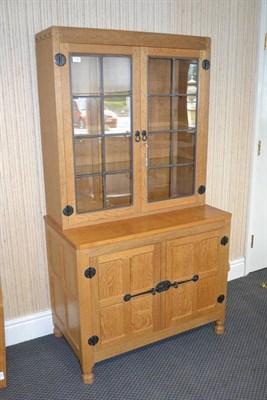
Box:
0;0;260;320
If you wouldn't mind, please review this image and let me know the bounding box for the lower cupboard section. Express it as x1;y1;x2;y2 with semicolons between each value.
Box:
45;218;230;384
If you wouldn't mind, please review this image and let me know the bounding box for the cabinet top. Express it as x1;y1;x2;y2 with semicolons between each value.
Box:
45;205;231;250
35;26;211;51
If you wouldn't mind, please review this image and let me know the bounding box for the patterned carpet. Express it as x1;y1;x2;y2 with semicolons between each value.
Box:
2;269;267;400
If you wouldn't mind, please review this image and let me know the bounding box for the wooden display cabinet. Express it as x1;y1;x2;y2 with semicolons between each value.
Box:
36;26;231;383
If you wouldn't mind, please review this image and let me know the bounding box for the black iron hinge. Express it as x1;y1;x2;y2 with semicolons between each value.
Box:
88;336;99;346
84;267;96;279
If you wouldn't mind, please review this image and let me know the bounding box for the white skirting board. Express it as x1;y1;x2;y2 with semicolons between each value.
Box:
5;258;245;347
227;257;246;281
5;310;53;347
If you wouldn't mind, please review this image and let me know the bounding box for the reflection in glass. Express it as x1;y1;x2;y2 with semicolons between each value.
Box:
103;57;131;95
74;138;102;175
174;60;198;94
104;96;131;133
172;165;194;197
72;98;101;135
149;59;172;94
71;56;100;95
173;132;195;164
76;175;103;213
149;133;171;167
71;54;133;213
105;136;131;172
106;173;131;209
149;97;171;131
148;168;171;201
173;96;196;130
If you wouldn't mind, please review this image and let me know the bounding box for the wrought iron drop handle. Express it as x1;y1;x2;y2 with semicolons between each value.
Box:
135;130;141;142
123;275;199;302
141;130;148;141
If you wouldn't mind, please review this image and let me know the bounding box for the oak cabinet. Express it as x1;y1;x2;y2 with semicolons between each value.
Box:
36;27;209;229
36;26;231;384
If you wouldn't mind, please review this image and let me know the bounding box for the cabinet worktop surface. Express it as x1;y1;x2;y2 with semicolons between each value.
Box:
45;205;231;249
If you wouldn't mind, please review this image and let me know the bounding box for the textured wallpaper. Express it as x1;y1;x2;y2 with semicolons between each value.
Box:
0;0;260;319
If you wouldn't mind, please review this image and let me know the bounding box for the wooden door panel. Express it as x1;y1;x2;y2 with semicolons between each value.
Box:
165;230;224;328
91;244;161;350
131;297;154;333
130;252;154;291
100;304;125;344
198;236;218;274
166;284;193;322
98;259;124;300
171;241;195;279
196;276;216;311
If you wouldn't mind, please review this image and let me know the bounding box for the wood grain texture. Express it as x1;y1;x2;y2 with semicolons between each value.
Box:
45;205;231;249
0;0;259;319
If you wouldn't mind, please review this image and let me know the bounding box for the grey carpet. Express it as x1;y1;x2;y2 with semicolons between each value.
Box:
1;269;267;400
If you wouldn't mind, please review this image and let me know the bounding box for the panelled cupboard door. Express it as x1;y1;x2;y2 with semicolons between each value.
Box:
163;230;226;329
140;47;210;212
60;43;141;227
90;244;161;350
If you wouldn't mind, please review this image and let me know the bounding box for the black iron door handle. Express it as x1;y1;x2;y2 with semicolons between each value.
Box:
141;130;148;141
123;275;199;302
135;130;141;142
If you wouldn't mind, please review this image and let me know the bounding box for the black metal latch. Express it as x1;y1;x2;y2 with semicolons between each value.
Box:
123;275;199;302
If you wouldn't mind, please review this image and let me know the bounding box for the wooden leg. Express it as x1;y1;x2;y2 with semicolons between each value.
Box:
82;371;94;384
53;325;63;337
215;320;225;335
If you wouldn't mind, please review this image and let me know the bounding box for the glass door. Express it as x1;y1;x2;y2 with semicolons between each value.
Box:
140;47;209;212
60;44;141;226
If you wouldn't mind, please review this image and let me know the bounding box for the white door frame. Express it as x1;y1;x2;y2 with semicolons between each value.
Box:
245;0;267;274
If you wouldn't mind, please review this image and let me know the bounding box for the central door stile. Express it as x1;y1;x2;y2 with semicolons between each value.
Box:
159;241;167;330
89;256;101;351
122;257;131;339
152;243;162;332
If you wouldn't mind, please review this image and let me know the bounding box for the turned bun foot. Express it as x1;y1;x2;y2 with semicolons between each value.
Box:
53;326;63;337
82;372;94;384
215;320;225;335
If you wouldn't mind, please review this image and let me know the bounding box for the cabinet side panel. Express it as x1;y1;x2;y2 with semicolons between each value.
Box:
45;224;80;354
36;37;64;226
